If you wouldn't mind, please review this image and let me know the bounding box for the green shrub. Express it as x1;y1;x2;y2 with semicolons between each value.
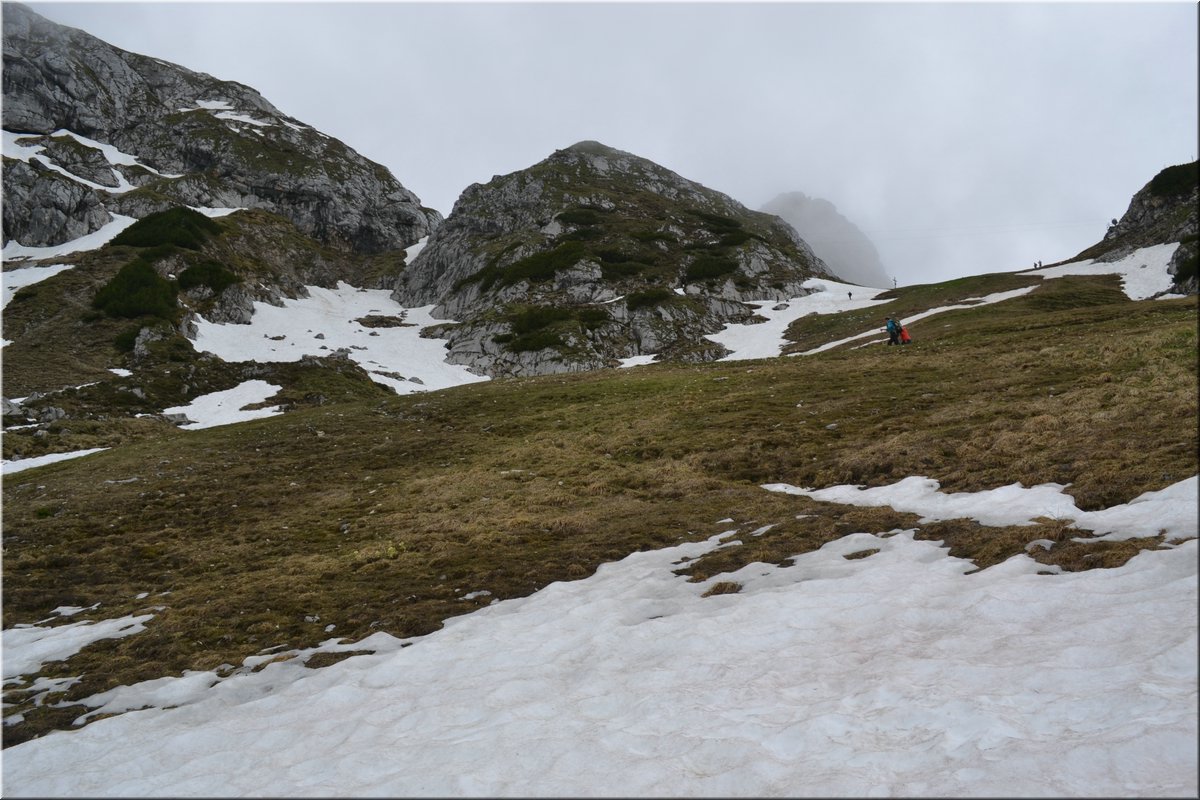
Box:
508;330;564;352
510;305;574;334
1149;161;1198;198
92;260;178;320
576;308;610;329
111;207;221;250
1174;251;1198;285
494;304;607;352
718;230;754;247
114;325;143;352
600;261;649;279
693;211;743;232
595;248;631;263
626;288;673;310
685;255;738;282
632;229;676;244
556;208;605;226
178;260;240;294
490;241;587;289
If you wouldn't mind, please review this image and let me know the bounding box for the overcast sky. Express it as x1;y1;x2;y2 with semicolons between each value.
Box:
22;0;1200;286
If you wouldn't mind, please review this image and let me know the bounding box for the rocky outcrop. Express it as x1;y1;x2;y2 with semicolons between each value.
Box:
1;156;111;246
2;2;440;255
760;192;890;288
394;141;832;376
1077;161;1198;294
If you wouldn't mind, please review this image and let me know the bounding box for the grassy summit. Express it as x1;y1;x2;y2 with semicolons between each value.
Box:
2;270;1196;746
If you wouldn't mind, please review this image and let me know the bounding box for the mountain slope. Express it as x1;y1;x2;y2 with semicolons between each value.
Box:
1;4;445;441
3;267;1195;748
1071;160;1197;293
393;140;833;376
2;2;440;254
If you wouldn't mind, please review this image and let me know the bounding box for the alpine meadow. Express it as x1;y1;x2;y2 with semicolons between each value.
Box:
2;3;1197;797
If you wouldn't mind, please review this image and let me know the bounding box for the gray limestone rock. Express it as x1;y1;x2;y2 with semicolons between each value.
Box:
2;157;111;246
393;140;831;377
2;2;440;254
1079;161;1197;294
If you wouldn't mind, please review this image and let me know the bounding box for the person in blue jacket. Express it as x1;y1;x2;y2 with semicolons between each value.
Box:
884;316;900;346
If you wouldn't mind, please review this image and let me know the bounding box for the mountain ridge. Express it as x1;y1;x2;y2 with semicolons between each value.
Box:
2;2;440;256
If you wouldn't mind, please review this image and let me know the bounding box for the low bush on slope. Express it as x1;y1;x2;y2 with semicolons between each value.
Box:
1;277;1195;746
110;207;222;251
91;258;179;321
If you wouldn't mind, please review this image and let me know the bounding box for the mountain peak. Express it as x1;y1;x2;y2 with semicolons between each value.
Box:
564;140;616;154
392;143;831;377
761;192;890;288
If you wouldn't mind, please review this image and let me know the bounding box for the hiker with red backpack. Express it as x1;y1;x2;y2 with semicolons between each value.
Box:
885;317;900;345
885;316;913;346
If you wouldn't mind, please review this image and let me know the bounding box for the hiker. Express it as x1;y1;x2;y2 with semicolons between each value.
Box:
884;316;900;346
848;291;853;300
900;324;912;344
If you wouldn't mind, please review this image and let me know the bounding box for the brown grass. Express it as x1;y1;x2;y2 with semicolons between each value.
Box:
2;276;1195;746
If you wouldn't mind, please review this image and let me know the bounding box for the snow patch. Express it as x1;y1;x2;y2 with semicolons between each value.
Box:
2;613;154;681
2;262;75;310
1;214;137;262
189;283;489;395
2;448;110;475
162;380;283;429
1019;243;1181;300
708;277;891;360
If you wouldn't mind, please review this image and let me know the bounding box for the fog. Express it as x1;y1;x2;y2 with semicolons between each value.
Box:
21;1;1200;286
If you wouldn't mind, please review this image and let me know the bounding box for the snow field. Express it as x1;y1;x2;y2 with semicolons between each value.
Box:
189;283;489;395
1;476;1195;797
1018;242;1183;301
706;243;1185;359
706;277;891;360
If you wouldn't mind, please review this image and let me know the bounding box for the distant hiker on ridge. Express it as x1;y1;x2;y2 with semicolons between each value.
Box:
848;291;853;300
885;316;900;346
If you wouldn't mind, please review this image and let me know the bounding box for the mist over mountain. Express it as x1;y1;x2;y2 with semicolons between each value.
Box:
761;191;891;289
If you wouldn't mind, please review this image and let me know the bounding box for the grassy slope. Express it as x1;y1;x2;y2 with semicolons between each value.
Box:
2;272;1197;745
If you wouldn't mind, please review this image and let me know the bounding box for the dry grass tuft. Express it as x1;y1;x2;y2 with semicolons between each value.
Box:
843;548;881;560
701;581;742;597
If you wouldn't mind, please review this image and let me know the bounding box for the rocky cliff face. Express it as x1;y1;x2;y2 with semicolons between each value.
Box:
1078;161;1198;294
393;141;833;376
760;192;890;289
2;2;440;255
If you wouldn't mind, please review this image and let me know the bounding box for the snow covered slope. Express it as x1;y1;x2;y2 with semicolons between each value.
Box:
3;477;1195;797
